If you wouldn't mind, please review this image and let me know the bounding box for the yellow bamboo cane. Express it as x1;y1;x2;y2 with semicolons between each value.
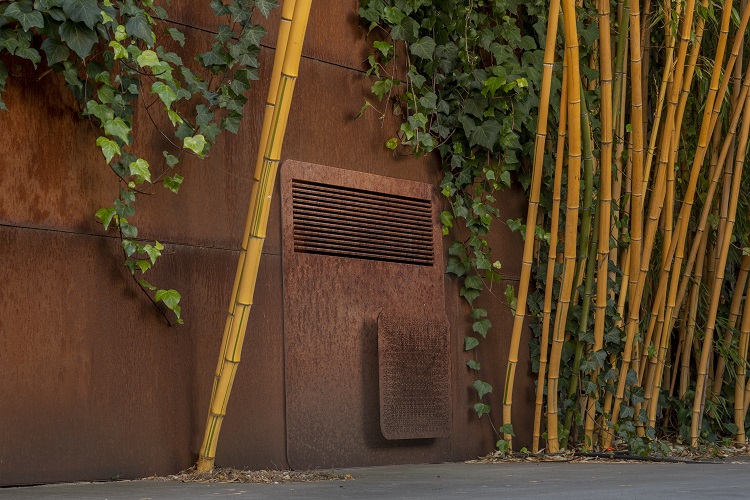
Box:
503;0;561;447
603;0;647;446
585;0;614;447
735;270;750;441
532;55;568;454
691;90;750;446
546;0;582;452
196;0;313;472
711;256;750;400
208;0;298;408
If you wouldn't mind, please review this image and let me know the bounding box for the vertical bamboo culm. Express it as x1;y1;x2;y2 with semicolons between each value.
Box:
196;0;313;472
503;0;561;448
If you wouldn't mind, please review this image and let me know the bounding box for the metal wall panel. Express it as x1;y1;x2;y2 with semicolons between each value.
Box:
0;3;531;485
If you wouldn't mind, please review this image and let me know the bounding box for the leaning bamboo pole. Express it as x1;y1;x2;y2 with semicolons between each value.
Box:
208;0;298;408
196;0;313;472
546;0;583;452
503;0;561;448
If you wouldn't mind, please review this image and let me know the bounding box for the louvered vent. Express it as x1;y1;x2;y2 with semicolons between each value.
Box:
292;179;434;266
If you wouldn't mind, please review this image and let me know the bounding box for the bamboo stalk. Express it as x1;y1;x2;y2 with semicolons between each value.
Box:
562;86;598;446
710;255;750;401
208;0;298;408
585;0;615;448
603;0;647;446
680;238;707;398
691;88;750;446
503;0;561;448
545;0;583;452
735;267;750;441
532;55;568;454
196;0;312;472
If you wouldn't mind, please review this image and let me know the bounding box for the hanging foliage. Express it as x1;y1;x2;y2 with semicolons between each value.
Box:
0;0;277;322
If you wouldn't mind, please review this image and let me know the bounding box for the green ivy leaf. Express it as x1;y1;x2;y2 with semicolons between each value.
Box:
62;0;101;29
5;2;45;32
141;243;162;265
155;289;182;319
466;359;481;370
136;260;152;273
409;36;436;60
166;27;186;47
138;279;157;291
472;319;491;338
469;119;501;149
104;117;131;144
95;207;117;230
255;0;278;17
498;423;515;436
464;275;483;290
152;81;177;108
125;12;153;44
96;136;121;164
163;174;183;193
183;134;207;156
129;158;152;183
137;49;160;68
474;402;491;418
122;239;138;258
40;38;71;66
473;379;493;398
59;20;98;59
109;40;128;60
464;336;480;351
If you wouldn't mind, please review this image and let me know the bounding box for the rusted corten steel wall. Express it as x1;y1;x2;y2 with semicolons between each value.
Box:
0;1;533;485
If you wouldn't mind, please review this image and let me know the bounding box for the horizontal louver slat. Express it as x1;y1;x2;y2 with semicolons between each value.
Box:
292;180;434;266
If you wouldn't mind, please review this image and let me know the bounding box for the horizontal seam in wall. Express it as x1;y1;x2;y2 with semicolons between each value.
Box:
162;18;367;75
0;222;281;256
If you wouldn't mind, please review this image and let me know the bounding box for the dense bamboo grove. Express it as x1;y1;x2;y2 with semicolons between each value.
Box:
507;0;750;452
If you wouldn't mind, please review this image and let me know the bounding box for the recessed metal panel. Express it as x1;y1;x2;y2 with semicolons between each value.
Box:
378;312;450;440
281;160;450;469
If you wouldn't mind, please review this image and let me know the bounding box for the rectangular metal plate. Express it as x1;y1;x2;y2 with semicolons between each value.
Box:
282;160;450;469
378;313;450;440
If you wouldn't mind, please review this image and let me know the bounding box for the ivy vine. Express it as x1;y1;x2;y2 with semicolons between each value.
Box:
359;0;552;437
0;0;277;323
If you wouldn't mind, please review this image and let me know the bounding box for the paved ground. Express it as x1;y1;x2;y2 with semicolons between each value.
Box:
2;461;749;499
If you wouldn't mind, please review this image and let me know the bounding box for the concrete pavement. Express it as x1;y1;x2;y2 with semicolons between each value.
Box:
1;461;748;499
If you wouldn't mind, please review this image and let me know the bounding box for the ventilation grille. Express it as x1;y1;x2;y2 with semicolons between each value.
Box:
292;179;434;266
